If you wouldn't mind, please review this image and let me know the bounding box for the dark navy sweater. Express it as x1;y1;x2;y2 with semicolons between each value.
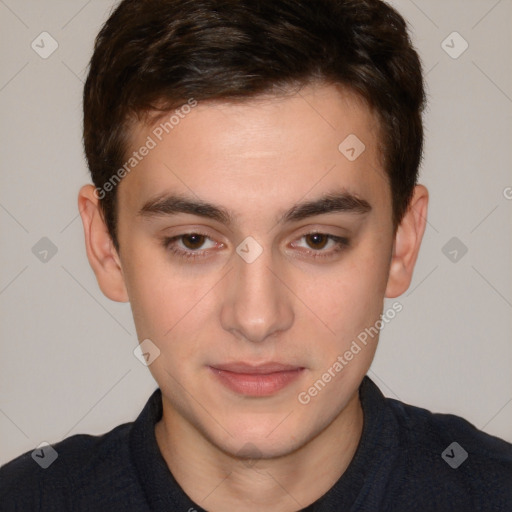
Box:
1;376;511;511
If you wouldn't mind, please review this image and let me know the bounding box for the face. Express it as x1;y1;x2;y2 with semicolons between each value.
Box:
85;83;412;458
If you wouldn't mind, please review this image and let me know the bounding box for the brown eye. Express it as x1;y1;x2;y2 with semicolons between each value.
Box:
304;233;329;250
181;234;206;250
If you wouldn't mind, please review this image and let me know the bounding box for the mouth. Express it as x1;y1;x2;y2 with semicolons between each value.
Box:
208;362;305;397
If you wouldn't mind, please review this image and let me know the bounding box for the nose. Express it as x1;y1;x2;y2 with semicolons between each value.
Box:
220;244;294;343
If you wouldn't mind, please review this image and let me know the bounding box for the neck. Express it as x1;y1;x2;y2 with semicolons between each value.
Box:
155;391;364;512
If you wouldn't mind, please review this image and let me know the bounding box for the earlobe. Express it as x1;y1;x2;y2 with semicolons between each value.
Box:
385;184;429;298
78;185;129;303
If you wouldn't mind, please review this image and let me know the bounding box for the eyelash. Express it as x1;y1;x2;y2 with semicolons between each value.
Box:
162;232;350;262
163;232;219;261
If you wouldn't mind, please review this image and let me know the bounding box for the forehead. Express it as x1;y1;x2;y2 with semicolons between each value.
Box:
118;83;389;223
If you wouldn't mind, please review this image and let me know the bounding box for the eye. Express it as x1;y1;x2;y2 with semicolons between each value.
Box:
162;232;220;260
290;233;350;259
303;233;332;250
179;234;213;250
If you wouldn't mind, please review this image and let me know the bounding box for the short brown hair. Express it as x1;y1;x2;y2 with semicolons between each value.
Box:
83;0;425;251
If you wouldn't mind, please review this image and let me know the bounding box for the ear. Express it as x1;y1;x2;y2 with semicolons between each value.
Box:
78;185;129;302
385;184;429;298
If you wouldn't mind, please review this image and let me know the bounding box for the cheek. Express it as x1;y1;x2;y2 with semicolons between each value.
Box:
122;250;167;336
121;245;184;338
308;239;391;348
123;252;214;389
122;244;223;345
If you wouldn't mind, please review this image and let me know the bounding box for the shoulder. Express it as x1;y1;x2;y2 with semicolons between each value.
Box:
384;396;512;511
0;422;136;511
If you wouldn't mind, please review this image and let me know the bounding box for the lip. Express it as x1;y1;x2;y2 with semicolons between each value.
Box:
209;362;305;396
211;362;303;374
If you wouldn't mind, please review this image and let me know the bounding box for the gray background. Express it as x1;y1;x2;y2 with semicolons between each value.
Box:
1;0;511;464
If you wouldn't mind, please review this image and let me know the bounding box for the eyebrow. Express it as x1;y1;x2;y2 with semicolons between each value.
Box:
138;195;232;224
282;192;371;222
137;190;372;225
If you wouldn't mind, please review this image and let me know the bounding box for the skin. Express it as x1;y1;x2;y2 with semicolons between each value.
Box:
79;83;428;511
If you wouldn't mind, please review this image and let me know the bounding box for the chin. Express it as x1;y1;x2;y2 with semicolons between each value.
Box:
212;420;313;460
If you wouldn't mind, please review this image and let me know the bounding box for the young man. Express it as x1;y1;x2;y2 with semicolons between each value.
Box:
1;0;511;510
